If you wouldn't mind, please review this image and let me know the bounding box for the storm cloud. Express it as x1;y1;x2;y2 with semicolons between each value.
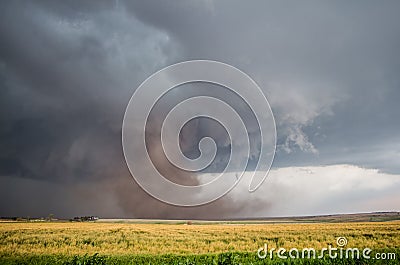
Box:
1;1;399;218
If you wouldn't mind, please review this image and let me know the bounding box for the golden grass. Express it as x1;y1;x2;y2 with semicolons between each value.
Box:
0;221;399;256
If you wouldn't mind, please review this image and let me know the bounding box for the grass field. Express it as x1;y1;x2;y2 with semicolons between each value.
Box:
0;221;399;264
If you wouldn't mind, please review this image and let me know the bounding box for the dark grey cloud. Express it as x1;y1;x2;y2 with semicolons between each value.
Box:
1;1;399;218
0;1;265;218
0;1;167;180
126;1;400;171
0;1;175;217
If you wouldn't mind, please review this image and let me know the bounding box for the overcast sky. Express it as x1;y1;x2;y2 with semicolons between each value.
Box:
1;1;399;218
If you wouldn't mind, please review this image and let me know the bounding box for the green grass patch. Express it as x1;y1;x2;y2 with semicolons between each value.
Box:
0;250;399;265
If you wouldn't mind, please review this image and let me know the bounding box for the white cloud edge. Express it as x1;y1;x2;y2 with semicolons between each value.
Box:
198;164;400;216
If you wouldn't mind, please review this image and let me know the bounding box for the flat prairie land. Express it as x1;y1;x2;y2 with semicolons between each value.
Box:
0;221;399;264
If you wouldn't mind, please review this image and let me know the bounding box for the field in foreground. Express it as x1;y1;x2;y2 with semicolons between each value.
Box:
0;221;399;264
